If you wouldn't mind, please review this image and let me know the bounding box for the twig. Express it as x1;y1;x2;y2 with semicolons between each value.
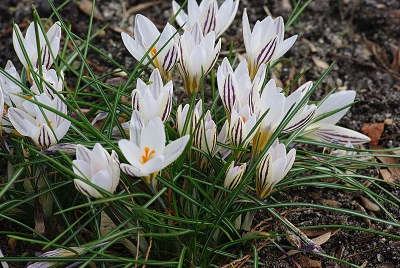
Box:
142;233;152;268
329;52;400;81
134;220;140;268
0;171;58;186
344;247;378;259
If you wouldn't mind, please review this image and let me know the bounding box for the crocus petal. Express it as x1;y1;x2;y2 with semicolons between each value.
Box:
34;124;57;148
162;135;190;168
8;108;35;136
304;124;371;145
74;179;101;198
91;169;113;193
76;144;92;163
316;91;356;125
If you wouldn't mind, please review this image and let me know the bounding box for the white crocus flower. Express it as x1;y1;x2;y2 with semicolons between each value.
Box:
172;0;239;38
193;108;228;169
229;102;258;157
131;68;173;124
224;161;246;192
303;91;371;145
253;80;316;155
217;57;265;119
176;99;203;136
73;143;120;199
13;22;61;80
243;9;297;80
8;93;71;149
177;22;221;96
30;67;64;100
256;138;295;200
118;111;190;186
122;15;179;82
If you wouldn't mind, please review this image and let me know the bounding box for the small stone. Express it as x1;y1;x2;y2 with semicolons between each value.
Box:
384;118;393;125
338;86;347;91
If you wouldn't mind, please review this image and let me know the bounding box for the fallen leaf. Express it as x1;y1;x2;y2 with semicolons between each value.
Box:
361;123;384;145
100;211;116;236
302;228;338;237
360;196;380;212
8;238;17;250
299;255;322;268
127;1;163;15
370;145;400;176
312;56;329;69
302;38;318;53
78;0;105;21
320;199;342;207
380;169;397;183
312;232;331;246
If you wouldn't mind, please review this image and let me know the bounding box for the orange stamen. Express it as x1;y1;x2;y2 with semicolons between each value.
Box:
242;117;246;123
147;47;160;68
3;105;8;116
38;121;52;127
141;147;156;164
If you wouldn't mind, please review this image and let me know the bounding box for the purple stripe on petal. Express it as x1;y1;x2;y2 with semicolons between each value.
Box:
282;109;316;133
257;37;277;67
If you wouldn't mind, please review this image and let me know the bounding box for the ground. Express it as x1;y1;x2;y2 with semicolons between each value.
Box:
0;0;399;267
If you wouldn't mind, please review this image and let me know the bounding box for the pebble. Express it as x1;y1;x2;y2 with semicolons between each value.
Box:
384;118;393;125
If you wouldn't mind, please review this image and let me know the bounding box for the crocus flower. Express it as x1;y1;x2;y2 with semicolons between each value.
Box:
253;80;316;155
193;109;228;169
243;9;297;80
131;68;173;124
229;102;258;157
13;22;61;81
172;0;239;38
303;91;371;145
177;22;221;96
224;161;246;192
122;15;179;82
73;143;120;199
256;138;295;200
217;57;266;120
8;94;71;148
176;99;203;136
30;67;64;100
118;111;190;186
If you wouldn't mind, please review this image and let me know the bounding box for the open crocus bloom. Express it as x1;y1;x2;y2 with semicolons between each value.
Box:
73;143;120;199
172;0;239;38
118;112;190;186
131;68;173;124
243;9;297;80
253;80;316;155
177;22;221;96
8;94;71;148
13;21;61;79
256;138;296;200
303;90;371;145
122;15;179;82
217;57;266;119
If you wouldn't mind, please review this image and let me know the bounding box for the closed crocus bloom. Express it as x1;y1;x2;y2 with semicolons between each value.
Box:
122;15;179;82
30;67;64;100
193;109;228;169
243;9;297;80
176;99;203;136
303;91;370;145
8;94;71;148
118;111;190;186
256;138;295;200
73;143;120;199
13;22;61;80
217;58;266;119
224;161;246;192
229;102;258;157
172;0;239;38
131;68;173;124
177;22;221;97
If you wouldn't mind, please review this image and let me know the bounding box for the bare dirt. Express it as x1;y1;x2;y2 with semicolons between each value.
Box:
0;0;399;267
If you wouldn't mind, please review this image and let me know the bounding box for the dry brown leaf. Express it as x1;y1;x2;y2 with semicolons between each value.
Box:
127;1;163;15
78;0;105;21
109;25;133;38
370;145;400;176
299;255;322;268
312;232;331;246
311;56;329;69
320;199;342;208
355;202;371;227
380;169;397;183
360;123;384;145
302;228;338;237
8;237;17;249
100;211;116;236
360;196;380;212
390;43;400;72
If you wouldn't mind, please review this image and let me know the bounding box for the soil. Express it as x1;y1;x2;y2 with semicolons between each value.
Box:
0;0;399;267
